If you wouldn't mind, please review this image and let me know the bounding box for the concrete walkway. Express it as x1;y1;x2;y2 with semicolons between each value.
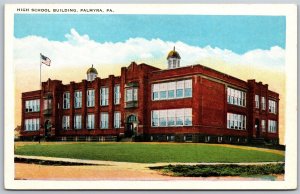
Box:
15;154;285;167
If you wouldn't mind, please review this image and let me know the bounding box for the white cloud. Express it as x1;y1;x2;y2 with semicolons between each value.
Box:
14;28;285;73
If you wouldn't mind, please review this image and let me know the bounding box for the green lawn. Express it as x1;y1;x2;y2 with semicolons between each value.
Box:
15;143;284;163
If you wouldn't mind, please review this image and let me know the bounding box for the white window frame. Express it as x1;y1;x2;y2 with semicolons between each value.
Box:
74;91;82;108
63;92;70;109
100;87;109;106
227;113;246;130
152;79;192;101
114;85;120;105
87;89;95;107
25;118;40;131
62;115;70;130
25;99;40;112
114;112;121;128
268;100;277;114
100;112;109;129
86;114;95;129
151;108;192;127
268;120;277;133
227;87;246;107
255;95;260;109
261;97;266;110
125;88;138;102
74;115;82;129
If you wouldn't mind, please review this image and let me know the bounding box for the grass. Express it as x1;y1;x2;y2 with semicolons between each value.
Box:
150;164;285;177
15;142;285;163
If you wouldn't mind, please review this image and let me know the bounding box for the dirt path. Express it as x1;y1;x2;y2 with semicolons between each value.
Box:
15;163;283;181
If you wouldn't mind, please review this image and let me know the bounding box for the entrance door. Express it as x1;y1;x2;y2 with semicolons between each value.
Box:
255;119;260;138
44;120;51;137
125;115;137;137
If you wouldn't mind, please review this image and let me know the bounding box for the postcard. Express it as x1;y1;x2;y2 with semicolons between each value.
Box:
4;4;297;190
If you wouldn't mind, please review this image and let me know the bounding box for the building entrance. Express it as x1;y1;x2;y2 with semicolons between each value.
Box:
125;115;137;137
255;119;260;138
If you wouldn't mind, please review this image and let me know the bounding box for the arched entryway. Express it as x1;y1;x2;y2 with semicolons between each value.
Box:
125;115;137;137
255;119;260;138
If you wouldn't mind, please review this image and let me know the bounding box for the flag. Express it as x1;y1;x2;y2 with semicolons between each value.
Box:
40;53;51;66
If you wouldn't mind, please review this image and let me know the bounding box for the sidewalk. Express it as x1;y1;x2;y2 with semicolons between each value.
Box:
15;154;285;167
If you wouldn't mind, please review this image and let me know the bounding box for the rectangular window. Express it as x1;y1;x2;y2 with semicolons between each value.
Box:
24;118;40;131
114;85;120;105
87;89;95;107
227;87;246;107
125;88;138;102
62;115;70;130
176;80;184;98
74;91;82;108
268;120;277;133
63;92;70;109
261;97;266;110
184;80;192;97
74;115;82;129
255;95;259;108
100;112;109;129
25;99;40;112
152;79;192;101
261;120;266;132
152;110;159;127
86;114;95;129
114;112;121;128
151;108;192;127
100;87;109;106
268;100;277;114
226;113;246;130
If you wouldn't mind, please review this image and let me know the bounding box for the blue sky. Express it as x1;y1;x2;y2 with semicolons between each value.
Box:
14;14;286;54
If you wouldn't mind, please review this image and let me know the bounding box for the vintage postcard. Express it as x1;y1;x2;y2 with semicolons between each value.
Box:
4;4;297;190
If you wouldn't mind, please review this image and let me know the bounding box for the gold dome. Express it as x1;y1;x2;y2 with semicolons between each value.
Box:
167;47;181;59
86;65;98;74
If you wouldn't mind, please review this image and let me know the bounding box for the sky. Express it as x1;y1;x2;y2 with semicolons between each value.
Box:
14;14;286;54
13;14;286;144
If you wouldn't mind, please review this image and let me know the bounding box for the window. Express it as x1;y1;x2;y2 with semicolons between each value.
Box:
261;120;266;132
176;80;184;98
44;99;52;110
114;85;120;105
184;80;192;97
63;92;70;109
152;111;159;127
62;115;70;129
74;91;82;108
152;79;192;101
25;118;40;131
227;113;246;130
255;95;259;108
268;120;277;133
125;88;138;102
74;115;82;129
261;97;266;110
269;100;277;114
25;99;40;112
151;108;192;127
87;89;95;107
227;87;246;107
86;114;95;129
100;87;109;106
114;112;121;128
100;112;109;129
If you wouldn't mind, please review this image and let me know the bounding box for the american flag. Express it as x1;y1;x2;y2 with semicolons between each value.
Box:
40;53;51;66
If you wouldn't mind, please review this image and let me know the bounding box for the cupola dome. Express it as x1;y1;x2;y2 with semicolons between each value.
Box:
167;47;181;69
86;64;98;81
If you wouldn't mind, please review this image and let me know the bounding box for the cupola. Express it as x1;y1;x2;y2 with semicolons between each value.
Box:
86;64;98;81
167;46;181;69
